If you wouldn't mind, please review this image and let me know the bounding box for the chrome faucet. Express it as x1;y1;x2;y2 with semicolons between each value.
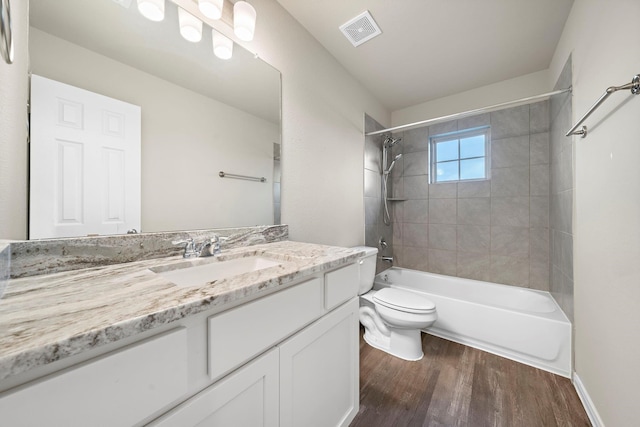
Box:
172;236;223;258
381;256;394;263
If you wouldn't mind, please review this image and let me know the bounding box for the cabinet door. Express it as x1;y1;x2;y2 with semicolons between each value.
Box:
150;348;279;427
279;298;359;427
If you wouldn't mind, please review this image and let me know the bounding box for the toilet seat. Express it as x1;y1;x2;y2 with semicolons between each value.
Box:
373;288;436;314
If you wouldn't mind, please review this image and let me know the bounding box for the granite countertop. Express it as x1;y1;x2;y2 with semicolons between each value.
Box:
0;241;362;382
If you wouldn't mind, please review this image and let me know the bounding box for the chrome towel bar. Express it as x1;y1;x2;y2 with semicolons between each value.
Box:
219;171;267;182
566;74;640;138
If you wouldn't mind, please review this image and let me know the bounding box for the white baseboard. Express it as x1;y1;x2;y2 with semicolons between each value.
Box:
573;372;605;427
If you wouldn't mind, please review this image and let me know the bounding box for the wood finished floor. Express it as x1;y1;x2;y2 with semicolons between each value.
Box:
350;329;591;427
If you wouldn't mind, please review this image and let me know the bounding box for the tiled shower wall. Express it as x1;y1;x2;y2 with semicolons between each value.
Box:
386;101;552;290
549;56;574;320
364;115;392;274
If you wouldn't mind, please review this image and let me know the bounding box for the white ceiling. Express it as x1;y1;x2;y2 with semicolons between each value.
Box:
277;0;574;111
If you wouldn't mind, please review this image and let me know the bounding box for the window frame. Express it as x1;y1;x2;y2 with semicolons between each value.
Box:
429;126;491;184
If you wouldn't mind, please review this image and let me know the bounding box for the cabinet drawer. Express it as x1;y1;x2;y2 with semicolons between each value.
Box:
0;328;188;427
208;277;323;380
324;263;359;311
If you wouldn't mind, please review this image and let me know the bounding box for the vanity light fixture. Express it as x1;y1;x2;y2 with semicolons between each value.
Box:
233;1;256;41
212;29;233;60
178;7;203;42
136;0;165;22
198;0;224;20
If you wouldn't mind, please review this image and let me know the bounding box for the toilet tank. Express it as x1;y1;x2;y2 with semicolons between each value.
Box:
351;246;378;295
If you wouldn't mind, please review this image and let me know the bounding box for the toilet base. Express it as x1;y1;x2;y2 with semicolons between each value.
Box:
364;328;424;361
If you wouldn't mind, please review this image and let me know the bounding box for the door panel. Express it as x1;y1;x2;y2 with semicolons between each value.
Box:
30;74;141;238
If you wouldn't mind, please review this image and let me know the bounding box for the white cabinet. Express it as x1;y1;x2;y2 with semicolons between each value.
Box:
150;348;279;427
208;277;324;381
153;297;360;427
0;328;188;427
1;262;360;427
279;298;360;427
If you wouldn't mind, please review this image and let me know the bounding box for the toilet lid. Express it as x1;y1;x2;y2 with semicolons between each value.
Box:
373;288;436;313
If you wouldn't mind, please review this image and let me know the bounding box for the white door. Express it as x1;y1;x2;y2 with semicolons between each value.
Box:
30;75;141;239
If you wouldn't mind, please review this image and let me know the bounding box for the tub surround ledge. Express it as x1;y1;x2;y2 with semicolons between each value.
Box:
0;240;362;382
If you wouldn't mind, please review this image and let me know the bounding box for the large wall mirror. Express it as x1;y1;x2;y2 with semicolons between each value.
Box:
27;0;281;239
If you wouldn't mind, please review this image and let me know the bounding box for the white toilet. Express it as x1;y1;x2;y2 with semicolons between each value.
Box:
355;246;437;361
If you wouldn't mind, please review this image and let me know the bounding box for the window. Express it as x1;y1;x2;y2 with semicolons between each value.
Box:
429;127;490;183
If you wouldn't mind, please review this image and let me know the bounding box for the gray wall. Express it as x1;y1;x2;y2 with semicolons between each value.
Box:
549;57;574;320
386;101;552;290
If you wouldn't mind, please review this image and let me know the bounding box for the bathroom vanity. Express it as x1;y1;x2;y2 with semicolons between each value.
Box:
0;240;362;426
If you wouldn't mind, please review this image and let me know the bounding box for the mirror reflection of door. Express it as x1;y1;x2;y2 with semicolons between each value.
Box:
29;75;141;239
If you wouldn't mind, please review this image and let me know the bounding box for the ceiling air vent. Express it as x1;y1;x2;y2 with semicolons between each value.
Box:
339;11;382;47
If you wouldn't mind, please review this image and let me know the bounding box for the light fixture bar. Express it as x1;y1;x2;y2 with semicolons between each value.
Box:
233;1;256;41
137;0;165;21
198;0;224;20
178;7;203;42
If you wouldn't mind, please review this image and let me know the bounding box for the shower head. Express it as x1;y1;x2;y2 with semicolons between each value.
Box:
383;136;402;148
385;153;403;175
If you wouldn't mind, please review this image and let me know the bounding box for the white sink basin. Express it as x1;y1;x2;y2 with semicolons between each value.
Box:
151;256;282;287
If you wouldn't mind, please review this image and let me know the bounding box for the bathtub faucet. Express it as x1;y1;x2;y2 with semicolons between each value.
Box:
381;256;393;263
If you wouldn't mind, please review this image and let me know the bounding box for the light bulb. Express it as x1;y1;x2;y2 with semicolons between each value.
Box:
233;1;256;42
212;30;233;60
199;0;224;20
137;0;165;22
178;7;203;43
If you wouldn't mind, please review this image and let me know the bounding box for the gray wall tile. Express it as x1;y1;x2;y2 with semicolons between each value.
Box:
403;223;428;248
364;168;381;198
429;249;457;276
530;228;550;263
403;199;429;223
491;105;530;139
457;252;491;282
458;113;490;130
364;136;382;172
403;151;428;176
491;135;530;168
491;255;530;287
491;197;529;227
530;100;550;134
531;164;550;196
402;126;429;153
428;224;457;251
457;225;490;253
529;261;550;291
530;196;550;228
429;199;457;224
365;222;379;248
399;246;429;271
404;175;429;199
429;182;457;199
530;132;550;165
391;175;404;198
429;120;457;137
491;226;529;258
458;180;491;198
365;95;563;292
491;166;530;197
365;197;382;226
458;198;490;225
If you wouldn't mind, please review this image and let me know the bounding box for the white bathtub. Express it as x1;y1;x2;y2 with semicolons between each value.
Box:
374;267;571;377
